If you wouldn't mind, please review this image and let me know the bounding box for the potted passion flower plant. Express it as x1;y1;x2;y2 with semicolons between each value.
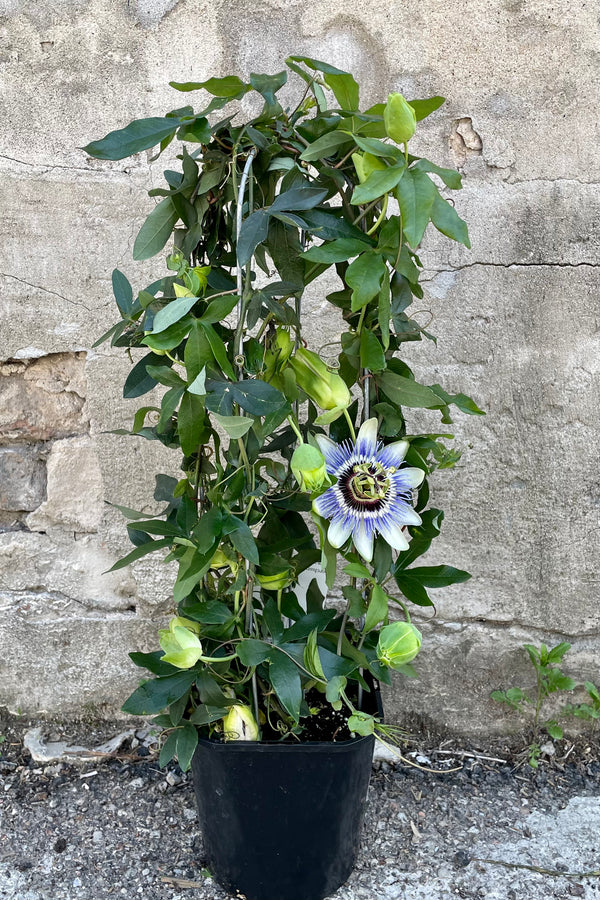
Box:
85;55;483;900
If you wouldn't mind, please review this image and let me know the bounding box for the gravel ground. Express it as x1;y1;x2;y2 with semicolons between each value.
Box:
0;716;599;900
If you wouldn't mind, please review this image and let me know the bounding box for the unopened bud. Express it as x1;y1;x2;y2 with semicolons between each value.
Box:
376;621;422;669
352;152;387;184
159;617;203;669
223;704;259;741
290;346;350;413
383;93;417;145
291;444;328;492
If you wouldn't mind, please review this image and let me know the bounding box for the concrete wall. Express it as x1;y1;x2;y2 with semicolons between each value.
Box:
0;0;598;735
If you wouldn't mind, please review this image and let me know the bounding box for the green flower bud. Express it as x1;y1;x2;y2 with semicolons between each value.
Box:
352;152;387;184
291;444;328;492
223;704;259;741
289;346;351;414
376;621;422;669
159;617;203;669
383;93;417;145
255;569;293;591
263;328;294;382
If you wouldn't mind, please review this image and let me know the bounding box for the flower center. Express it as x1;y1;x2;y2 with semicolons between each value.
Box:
341;461;391;511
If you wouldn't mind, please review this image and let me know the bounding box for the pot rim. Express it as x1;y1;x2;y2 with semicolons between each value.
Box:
195;732;375;753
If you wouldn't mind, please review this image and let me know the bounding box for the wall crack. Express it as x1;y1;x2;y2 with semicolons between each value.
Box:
425;261;600;275
0;273;92;310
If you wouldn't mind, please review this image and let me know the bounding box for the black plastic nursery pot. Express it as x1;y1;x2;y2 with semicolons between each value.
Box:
190;688;381;900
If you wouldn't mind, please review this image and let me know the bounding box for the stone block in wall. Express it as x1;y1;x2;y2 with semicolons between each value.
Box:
382;621;600;738
0;596;159;715
26;436;103;534
0;531;136;611
0;445;46;511
0;352;87;443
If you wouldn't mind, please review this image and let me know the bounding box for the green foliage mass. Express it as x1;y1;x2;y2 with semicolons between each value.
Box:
85;56;482;768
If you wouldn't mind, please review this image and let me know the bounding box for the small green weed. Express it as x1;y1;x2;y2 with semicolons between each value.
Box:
491;642;599;767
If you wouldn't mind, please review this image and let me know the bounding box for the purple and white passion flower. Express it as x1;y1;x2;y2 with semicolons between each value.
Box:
312;418;425;563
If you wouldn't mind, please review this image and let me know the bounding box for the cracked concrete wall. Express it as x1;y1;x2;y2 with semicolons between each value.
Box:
0;0;598;736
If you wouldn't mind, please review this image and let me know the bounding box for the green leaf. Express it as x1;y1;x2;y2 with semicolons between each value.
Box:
395;169;437;249
378;266;391;350
152;295;197;333
324;72;360;110
170;76;249;97
200;322;235;380
126;518;179;536
302;237;371;263
326;675;347;706
133;198;179;261
270;185;329;213
173;546;216;603
158;731;178;767
145;364;185;388
211;412;253;438
192;507;223;554
237;209;271;267
351;164;406;205
412;158;462;190
187;368;207;396
202;294;239;324
177;117;211;144
342;585;367;618
195;671;230;706
131;405;159;434
428;385;485;417
129;651;177;677
142;317;193;351
549;672;577;692
299;130;354;161
182;599;232;625
377;370;445;409
282;610;337;643
364;583;389;632
83;117;179;160
250;71;287;108
269;649;302;722
359;329;386;373
263;597;284;643
227;519;259;565
301;208;372;242
408;96;445;121
123;352;165;399
348;712;375;735
185;320;213;381
430;191;471;248
266;219;305;289
189;704;229;725
545;722;563;741
351;135;403;160
403;565;471;588
394;574;433;607
121;670;197;715
346;252;387;312
286;55;349;76
178;391;206;457
112;269;133;316
173;723;197;772
547;642;571;664
343;561;372;580
237;639;271;667
105;538;172;573
232;380;288;417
